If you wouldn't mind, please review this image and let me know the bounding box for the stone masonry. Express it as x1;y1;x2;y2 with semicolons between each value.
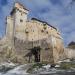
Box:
1;2;64;64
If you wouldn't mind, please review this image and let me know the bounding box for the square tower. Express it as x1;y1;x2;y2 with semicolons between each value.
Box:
10;2;29;40
6;2;29;47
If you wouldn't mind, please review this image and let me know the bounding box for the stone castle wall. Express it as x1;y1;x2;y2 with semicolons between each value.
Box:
5;2;64;63
64;48;75;59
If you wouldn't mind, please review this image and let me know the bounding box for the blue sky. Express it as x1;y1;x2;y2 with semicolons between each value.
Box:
0;0;75;46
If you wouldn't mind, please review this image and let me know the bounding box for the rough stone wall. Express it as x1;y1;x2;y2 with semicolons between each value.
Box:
6;16;14;47
5;2;64;64
64;48;75;59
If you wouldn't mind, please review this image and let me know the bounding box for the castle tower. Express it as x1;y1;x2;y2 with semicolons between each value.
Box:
11;2;29;40
6;2;29;47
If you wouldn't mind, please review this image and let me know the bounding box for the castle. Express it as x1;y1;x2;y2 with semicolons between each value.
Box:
0;2;64;64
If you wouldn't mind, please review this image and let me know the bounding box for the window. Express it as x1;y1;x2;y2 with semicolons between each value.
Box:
20;19;23;22
25;29;29;33
46;31;48;34
43;23;47;29
41;30;44;32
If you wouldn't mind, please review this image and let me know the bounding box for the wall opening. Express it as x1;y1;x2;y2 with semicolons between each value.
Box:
31;46;41;62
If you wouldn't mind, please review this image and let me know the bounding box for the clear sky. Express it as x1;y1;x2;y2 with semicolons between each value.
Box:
0;0;75;46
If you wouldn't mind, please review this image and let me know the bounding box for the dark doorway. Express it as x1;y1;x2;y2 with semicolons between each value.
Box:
31;46;41;62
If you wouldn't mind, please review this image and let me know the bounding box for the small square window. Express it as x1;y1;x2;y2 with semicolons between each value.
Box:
41;30;44;32
20;19;23;22
46;31;48;34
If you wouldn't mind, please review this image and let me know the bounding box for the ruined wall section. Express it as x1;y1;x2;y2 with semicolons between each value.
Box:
6;16;14;47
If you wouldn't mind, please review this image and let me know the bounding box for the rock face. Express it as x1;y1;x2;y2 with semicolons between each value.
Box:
0;2;64;64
